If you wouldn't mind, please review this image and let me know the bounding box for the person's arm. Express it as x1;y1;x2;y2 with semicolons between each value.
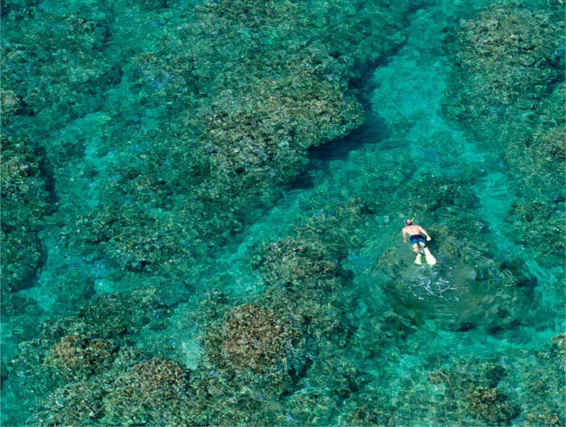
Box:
402;228;407;243
419;226;431;241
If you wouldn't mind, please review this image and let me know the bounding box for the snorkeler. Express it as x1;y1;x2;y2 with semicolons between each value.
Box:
402;219;437;266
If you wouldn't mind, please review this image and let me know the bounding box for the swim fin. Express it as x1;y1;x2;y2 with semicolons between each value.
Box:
423;248;437;266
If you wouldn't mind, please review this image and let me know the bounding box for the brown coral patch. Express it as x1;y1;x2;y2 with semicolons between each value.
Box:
103;358;191;424
465;386;517;424
215;304;298;372
45;334;115;379
256;237;340;286
199;66;363;188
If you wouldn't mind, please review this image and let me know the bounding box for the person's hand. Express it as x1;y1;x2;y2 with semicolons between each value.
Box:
426;236;431;241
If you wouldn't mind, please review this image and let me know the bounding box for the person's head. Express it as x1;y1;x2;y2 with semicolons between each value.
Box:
404;218;413;226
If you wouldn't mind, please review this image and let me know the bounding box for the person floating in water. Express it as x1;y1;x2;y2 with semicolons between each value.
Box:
402;219;437;266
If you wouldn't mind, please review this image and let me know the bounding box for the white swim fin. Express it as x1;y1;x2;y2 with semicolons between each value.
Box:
423;248;437;266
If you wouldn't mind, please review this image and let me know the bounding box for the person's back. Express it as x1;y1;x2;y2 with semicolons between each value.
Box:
403;224;425;237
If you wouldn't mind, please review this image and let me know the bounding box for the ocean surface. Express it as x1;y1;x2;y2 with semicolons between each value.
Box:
1;0;564;425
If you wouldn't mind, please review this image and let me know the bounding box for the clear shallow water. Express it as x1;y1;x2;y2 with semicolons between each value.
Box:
2;0;564;425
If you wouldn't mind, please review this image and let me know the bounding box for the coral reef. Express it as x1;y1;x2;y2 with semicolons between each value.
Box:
1;136;49;292
4;287;181;422
500;84;566;265
189;199;376;424
294;197;375;258
443;3;565;268
28;350;188;426
283;353;372;426
74;199;204;273
465;386;518;424
339;387;393;426
458;4;562;103
446;3;563;122
253;235;348;342
203;302;300;375
254;237;341;287
417;343;565;426
253;198;372;284
507;198;565;263
405;176;479;213
32;380;106;426
422;360;518;424
44;335;115;380
251;199;373;340
339;336;565;426
371;171;539;336
214;304;299;372
502;82;566;198
64;287;177;340
199;70;364;189
517;336;566;425
47;0;411;281
185;366;287;426
1;3;116;135
3;0;563;425
102;358;191;425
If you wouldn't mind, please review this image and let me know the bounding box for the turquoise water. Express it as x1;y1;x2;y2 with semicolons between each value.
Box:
2;0;564;425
